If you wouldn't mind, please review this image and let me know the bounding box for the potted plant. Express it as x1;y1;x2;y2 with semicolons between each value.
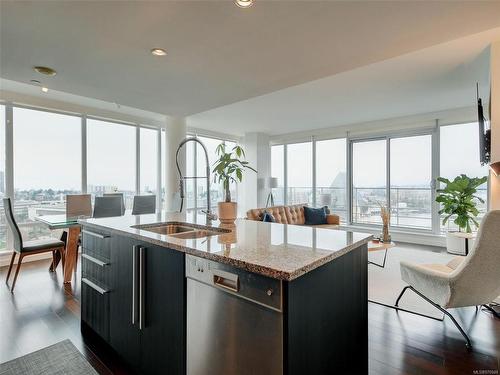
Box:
436;174;487;255
212;143;256;223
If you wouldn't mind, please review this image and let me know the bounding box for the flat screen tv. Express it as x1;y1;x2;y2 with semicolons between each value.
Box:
477;83;491;165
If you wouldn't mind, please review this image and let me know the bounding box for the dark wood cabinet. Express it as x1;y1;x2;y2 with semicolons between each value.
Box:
108;235;141;369
140;244;185;375
81;228;112;343
81;278;110;341
81;230;185;375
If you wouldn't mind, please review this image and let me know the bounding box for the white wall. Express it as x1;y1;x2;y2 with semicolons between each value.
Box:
165;117;187;212
490;41;500;209
0;80;165;128
270;106;478;145
242;132;271;213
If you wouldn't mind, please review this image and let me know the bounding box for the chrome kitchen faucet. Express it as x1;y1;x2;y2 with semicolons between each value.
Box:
175;137;218;222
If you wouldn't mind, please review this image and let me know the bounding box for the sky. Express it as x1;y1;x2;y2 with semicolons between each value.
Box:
10;108;158;192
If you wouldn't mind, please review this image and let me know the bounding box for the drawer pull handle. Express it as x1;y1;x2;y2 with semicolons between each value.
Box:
213;272;239;293
82;230;110;239
139;246;145;330
82;253;109;267
82;278;110;294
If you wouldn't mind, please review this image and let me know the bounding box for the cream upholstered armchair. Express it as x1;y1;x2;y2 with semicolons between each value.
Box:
396;210;500;349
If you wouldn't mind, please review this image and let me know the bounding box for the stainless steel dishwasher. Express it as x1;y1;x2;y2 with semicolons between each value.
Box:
186;254;283;375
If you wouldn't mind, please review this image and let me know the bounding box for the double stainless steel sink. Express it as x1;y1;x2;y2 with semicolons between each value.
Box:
132;222;231;239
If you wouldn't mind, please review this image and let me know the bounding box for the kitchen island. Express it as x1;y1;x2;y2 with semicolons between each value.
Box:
79;212;372;375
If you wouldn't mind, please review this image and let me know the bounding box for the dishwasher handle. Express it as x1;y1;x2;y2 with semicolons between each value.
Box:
213;271;239;293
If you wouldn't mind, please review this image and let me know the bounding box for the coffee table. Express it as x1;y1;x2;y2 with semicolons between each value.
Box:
368;240;396;268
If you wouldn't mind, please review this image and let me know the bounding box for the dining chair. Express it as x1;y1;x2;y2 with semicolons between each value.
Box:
66;194;92;218
103;193;125;215
132;195;156;215
93;196;123;218
63;194;92;269
396;210;500;349
3;198;66;292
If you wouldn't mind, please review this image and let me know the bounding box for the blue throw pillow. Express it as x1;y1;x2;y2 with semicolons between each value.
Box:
303;206;328;225
262;212;276;223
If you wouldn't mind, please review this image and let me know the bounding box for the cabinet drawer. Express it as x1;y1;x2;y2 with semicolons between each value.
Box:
82;252;111;286
82;229;112;259
81;278;110;342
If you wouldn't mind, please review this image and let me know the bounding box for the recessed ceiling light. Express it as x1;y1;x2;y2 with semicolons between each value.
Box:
41;87;49;93
151;48;167;56
235;0;253;8
33;66;57;76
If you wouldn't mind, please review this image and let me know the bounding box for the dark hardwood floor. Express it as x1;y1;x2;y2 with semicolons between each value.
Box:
1;256;498;374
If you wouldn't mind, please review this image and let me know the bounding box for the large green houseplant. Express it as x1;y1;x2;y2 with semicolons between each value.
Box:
436;174;487;254
436;174;487;233
212;143;256;223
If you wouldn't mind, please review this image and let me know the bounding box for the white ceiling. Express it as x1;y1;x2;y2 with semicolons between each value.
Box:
189;27;498;136
1;0;500;126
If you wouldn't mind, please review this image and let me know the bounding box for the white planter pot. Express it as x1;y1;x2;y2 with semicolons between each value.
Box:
446;231;475;256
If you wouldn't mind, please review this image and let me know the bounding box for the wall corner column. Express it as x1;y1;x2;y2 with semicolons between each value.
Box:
242;132;271;213
164;117;187;212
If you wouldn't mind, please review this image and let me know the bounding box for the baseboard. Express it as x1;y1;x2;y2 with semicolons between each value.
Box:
0;251;53;267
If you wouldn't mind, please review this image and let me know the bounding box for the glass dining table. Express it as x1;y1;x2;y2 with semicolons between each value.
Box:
35;214;88;285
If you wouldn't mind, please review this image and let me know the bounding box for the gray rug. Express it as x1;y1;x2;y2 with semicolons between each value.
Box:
0;340;98;375
368;243;454;319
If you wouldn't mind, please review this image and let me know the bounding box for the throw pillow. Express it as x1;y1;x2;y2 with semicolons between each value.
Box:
303;206;328;225
262;212;276;223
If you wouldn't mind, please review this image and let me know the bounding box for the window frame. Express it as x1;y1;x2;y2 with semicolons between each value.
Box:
185;132;240;212
270;120;490;234
348;128;437;232
1;102;163;253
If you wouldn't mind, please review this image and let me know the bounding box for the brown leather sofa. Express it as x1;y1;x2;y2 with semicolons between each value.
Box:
246;203;340;228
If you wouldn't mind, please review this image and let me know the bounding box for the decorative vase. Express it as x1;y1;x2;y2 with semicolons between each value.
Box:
382;224;391;243
218;202;237;224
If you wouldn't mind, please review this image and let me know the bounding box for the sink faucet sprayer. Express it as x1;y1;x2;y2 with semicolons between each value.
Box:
175;137;218;221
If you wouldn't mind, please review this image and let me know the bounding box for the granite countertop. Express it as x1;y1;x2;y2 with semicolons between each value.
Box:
79;211;372;281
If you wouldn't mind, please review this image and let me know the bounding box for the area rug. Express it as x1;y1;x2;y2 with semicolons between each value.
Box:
368;243;455;319
0;339;98;375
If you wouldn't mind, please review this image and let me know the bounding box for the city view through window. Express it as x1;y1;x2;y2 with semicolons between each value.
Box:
0;106;164;252
185;135;238;211
271;122;488;231
12;107;82;243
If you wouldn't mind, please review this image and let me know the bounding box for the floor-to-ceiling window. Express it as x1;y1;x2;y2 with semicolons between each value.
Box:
185;134;239;211
316;138;346;220
13;107;81;241
270;121;489;234
196;136;222;209
390;135;432;229
87;119;136;209
440;122;489;232
140;126;158;195
352;139;387;225
184;140;196;211
1;104;164;254
161;128;166;207
0;105;6;251
287;141;313;205
270;145;284;205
